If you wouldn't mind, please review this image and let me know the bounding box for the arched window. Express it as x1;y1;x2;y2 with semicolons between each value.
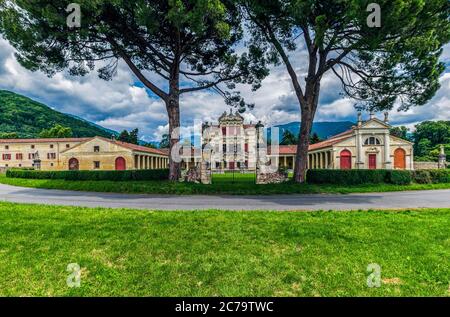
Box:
364;137;381;145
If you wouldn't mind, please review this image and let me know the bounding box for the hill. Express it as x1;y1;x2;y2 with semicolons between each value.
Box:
267;121;354;142
0;90;117;138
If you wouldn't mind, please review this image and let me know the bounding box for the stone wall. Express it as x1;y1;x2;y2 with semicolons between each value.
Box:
256;171;289;184
414;162;440;170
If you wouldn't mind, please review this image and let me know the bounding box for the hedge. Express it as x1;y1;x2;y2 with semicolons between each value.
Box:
412;170;450;184
6;169;169;181
306;169;412;185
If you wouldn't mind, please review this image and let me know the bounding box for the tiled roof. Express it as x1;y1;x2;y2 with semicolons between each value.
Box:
308;130;354;151
102;138;168;156
0;137;91;143
270;129;354;154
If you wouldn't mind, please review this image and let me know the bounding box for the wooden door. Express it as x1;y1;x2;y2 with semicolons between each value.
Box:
340;150;352;170
115;157;126;170
229;162;235;170
394;148;406;169
369;154;377;170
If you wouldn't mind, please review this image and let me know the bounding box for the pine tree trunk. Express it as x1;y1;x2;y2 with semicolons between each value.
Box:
293;80;320;183
293;110;313;183
167;82;181;181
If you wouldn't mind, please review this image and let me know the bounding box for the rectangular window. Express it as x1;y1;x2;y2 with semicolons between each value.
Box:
222;144;227;153
5;145;9;150
215;162;220;169
50;144;54;149
28;153;35;160
66;144;70;148
16;153;23;160
47;153;56;160
94;161;100;169
222;127;226;136
94;146;100;152
2;154;11;160
31;145;35;149
245;143;249;153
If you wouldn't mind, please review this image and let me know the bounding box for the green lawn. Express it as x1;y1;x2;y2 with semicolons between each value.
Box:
1;173;449;195
0;202;448;296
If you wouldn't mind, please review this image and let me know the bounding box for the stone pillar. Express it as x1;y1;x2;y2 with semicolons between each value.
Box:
324;152;328;169
284;156;287;168
384;132;392;169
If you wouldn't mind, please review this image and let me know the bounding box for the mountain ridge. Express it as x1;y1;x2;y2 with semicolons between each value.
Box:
0;90;117;139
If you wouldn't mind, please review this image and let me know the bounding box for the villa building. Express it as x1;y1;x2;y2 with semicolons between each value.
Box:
272;112;414;170
0;136;169;171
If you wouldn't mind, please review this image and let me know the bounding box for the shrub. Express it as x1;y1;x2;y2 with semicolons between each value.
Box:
412;170;432;184
6;169;169;181
412;170;450;184
307;169;412;185
385;170;412;185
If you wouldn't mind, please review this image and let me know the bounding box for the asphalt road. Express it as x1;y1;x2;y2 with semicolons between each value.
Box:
0;183;449;211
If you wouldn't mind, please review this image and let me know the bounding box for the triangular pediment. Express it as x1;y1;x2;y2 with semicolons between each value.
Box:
360;118;391;129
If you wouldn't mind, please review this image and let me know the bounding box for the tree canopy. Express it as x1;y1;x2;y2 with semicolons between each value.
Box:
118;128;139;145
39;124;73;138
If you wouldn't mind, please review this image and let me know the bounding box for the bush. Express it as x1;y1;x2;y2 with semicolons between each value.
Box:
385;170;412;185
307;169;412;185
412;170;450;184
6;169;169;181
412;170;432;184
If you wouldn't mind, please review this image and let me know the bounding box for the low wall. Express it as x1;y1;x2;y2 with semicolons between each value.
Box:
414;162;440;170
0;167;7;174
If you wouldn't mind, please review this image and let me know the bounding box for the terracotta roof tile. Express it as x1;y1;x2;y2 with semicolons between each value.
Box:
0;137;168;156
0;137;92;143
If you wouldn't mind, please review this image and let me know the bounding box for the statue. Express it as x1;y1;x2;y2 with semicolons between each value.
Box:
438;145;447;169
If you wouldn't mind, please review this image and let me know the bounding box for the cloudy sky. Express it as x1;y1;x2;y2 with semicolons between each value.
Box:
0;36;449;142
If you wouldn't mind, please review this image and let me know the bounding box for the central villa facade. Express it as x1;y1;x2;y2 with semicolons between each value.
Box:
0;112;413;172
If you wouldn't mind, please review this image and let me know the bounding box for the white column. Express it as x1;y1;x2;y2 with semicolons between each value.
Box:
384;132;391;169
357;131;363;169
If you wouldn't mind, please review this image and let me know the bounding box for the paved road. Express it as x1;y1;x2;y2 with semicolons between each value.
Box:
0;183;449;211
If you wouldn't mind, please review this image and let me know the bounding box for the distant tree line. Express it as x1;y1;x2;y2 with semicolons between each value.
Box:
391;121;449;162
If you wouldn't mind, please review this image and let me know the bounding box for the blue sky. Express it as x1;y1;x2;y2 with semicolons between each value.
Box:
0;36;449;142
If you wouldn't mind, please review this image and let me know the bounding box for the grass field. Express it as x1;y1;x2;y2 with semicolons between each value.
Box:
0;202;449;296
1;173;449;195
